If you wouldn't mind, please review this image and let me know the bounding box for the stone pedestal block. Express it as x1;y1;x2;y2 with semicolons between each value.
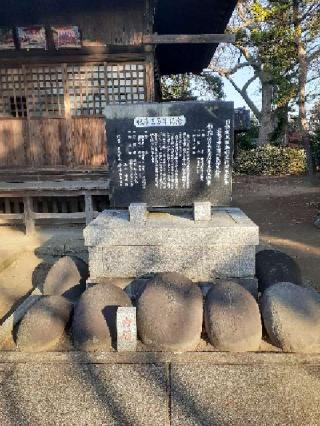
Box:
194;202;212;222
84;208;259;282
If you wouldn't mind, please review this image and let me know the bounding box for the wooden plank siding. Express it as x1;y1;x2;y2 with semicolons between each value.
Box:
69;118;107;167
0;119;28;167
0;0;156;173
0;117;106;169
0;58;151;171
28;119;66;167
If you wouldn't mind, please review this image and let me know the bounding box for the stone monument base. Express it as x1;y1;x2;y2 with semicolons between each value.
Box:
84;205;259;283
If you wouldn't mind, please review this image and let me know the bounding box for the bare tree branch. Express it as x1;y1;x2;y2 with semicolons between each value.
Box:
224;74;261;120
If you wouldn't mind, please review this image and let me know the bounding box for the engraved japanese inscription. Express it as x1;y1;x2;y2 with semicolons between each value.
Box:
105;101;234;207
117;307;137;352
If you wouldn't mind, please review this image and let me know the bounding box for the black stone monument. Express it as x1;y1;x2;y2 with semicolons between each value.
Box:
105;101;234;207
235;107;251;132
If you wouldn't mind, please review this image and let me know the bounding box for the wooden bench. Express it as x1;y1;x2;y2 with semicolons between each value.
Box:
0;179;110;234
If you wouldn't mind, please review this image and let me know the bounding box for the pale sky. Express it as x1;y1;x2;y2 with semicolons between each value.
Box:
221;62;317;114
223;68;261;111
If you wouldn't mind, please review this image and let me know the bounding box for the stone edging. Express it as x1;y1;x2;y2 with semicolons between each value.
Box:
0;351;319;365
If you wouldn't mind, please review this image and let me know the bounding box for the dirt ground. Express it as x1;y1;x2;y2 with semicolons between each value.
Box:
0;174;319;319
0;175;319;351
0;227;84;320
233;174;320;291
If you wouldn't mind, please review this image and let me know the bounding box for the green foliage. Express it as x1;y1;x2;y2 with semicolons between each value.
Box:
161;72;224;102
222;0;320;142
234;145;307;176
310;102;320;170
233;0;299;110
311;130;320;171
310;101;320;131
235;124;259;151
196;71;224;100
161;74;194;101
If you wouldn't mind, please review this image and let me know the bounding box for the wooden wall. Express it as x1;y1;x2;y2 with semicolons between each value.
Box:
0;117;106;169
0;0;147;46
0;56;153;172
75;2;146;46
0;0;156;172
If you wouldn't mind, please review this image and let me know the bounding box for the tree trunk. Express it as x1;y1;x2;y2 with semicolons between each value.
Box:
258;79;275;145
282;107;289;146
293;0;313;175
275;104;289;146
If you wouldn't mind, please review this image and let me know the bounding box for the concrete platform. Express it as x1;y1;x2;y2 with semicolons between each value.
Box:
0;352;319;425
84;207;259;281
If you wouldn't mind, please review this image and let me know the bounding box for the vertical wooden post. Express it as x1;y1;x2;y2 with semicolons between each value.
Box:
144;0;157;89
4;198;11;214
145;50;156;102
22;65;32;167
23;197;35;235
85;192;94;225
144;0;155;35
63;63;72;166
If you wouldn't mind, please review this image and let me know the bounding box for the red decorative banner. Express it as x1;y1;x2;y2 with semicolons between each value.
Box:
17;26;47;50
52;26;81;49
0;28;15;50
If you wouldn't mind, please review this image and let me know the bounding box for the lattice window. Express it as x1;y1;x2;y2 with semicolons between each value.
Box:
0;67;27;117
0;62;147;118
67;64;106;115
25;66;65;117
106;63;146;104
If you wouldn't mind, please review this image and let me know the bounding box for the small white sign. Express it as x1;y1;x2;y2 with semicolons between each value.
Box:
134;115;186;128
117;307;137;352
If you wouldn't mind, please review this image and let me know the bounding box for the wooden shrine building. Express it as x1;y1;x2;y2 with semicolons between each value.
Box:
0;0;236;231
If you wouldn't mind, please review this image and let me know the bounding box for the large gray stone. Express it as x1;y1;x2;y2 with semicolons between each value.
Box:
43;256;88;301
261;282;320;352
84;208;259;281
72;284;132;352
17;296;72;352
88;244;256;281
235;277;259;300
256;250;302;293
137;272;203;352
90;276;150;302
198;277;258;300
124;277;149;301
85;208;259;247
204;281;262;352
90;277;133;290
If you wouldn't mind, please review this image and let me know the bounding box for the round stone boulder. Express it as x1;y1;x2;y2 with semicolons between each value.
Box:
72;284;132;351
204;281;262;352
17;296;72;352
256;250;302;293
261;282;320;352
43;256;88;301
137;272;203;352
93;277;133;290
125;277;149;302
